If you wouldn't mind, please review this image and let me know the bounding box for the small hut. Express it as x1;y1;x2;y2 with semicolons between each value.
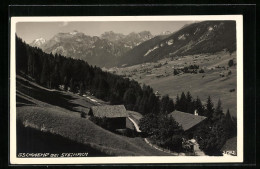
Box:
89;105;127;129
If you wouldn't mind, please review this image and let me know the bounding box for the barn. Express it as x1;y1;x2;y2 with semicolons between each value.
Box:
168;110;207;139
168;110;207;154
89;105;127;130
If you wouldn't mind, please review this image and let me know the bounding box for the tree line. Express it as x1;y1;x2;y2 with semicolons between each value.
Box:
16;35;172;115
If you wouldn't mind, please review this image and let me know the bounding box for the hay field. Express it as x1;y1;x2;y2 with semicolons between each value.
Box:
112;51;237;117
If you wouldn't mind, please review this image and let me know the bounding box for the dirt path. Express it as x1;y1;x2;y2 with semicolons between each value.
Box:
144;138;181;156
127;116;181;155
127;117;141;132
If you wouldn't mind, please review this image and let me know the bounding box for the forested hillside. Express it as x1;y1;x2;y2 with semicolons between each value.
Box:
17;35;167;115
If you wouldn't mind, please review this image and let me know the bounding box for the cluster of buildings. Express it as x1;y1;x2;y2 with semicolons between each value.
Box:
88;104;236;156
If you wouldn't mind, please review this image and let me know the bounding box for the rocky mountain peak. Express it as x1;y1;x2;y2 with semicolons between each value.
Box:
30;38;46;47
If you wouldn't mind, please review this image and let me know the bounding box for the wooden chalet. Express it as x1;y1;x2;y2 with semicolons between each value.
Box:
168;110;207;139
89;105;127;129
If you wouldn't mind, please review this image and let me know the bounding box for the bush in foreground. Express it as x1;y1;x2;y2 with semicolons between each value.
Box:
140;113;184;152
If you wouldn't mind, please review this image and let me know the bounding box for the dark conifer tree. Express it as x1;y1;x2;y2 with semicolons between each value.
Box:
148;93;160;114
160;95;170;114
175;94;180;111
16;36;28;73
205;96;215;118
186;91;192;103
40;57;50;87
139;95;148;114
109;90;121;105
167;98;175;113
33;51;42;82
79;81;84;96
133;95;142;112
50;64;60;89
96;78;109;100
63;76;68;91
27;50;34;76
194;96;204;116
225;109;236;138
213;99;224;121
123;88;136;110
186;92;193;114
69;78;76;93
179;92;187;112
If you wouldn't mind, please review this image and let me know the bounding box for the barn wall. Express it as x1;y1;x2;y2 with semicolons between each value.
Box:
185;119;207;139
108;117;126;129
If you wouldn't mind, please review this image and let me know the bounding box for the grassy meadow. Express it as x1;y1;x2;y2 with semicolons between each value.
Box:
16;75;171;156
111;51;237;117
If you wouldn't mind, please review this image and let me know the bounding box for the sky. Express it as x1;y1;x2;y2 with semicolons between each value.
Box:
16;21;194;43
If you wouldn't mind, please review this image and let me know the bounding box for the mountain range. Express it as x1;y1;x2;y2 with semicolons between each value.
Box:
30;21;236;68
118;21;236;66
30;30;153;67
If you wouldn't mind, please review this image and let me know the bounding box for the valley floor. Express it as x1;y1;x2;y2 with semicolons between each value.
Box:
109;51;237;117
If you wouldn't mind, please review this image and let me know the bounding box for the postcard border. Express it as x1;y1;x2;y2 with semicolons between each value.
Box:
10;15;243;164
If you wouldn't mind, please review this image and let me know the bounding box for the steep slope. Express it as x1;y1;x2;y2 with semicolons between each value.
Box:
118;35;170;66
118;21;236;66
16;74;171;156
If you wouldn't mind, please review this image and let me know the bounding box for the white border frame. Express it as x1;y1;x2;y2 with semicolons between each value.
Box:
10;15;243;164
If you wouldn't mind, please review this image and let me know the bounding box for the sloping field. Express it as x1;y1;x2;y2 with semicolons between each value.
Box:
143;70;236;116
16;75;170;156
17;106;170;156
114;52;237;117
17;120;107;156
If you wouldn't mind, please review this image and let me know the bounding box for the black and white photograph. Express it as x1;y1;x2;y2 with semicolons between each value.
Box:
10;16;243;164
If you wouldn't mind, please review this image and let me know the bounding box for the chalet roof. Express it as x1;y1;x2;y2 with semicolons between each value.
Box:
90;105;127;118
168;110;207;131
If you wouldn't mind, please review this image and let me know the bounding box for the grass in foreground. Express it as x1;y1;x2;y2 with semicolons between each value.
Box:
16;76;171;156
17;120;108;156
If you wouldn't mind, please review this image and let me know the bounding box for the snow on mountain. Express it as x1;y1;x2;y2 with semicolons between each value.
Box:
30;38;46;47
159;31;172;36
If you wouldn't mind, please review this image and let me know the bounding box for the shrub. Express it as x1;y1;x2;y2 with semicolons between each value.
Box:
140;114;184;152
228;59;234;67
228;70;232;76
229;89;235;92
81;112;87;118
189;64;199;69
199;69;205;73
173;69;179;75
195;119;229;156
169;135;183;152
154;63;162;68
